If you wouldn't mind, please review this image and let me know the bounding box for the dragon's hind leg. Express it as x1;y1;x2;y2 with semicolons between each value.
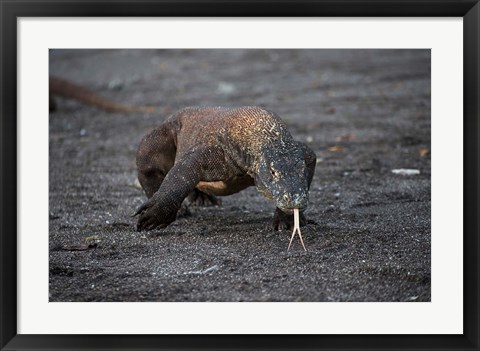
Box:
187;189;221;206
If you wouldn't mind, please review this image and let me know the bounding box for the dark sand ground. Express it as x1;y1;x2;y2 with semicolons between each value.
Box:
49;49;431;302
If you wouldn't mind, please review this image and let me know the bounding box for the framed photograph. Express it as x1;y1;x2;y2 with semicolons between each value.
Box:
1;1;478;350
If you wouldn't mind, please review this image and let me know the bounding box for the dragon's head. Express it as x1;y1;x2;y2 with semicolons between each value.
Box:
255;146;309;214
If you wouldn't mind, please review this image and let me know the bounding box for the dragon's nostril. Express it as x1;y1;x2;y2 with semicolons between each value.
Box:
283;193;290;202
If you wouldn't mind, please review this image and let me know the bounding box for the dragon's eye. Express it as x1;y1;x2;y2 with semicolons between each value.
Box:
296;161;306;175
270;168;278;177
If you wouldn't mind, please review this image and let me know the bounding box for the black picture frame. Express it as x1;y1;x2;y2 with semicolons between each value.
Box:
1;1;479;350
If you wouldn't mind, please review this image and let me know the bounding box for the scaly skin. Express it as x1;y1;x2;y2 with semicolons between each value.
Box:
49;76;155;113
134;106;316;232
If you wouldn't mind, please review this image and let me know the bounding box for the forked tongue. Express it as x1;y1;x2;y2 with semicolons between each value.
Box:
288;208;307;251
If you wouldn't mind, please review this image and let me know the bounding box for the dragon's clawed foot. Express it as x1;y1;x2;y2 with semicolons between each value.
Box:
132;199;177;232
187;189;221;207
272;207;306;231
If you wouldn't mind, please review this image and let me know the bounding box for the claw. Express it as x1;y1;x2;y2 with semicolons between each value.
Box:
131;201;151;217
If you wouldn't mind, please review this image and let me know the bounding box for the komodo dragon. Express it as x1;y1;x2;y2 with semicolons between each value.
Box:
49;76;155;113
133;106;316;245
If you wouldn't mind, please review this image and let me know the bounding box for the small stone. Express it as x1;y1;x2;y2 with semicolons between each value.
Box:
217;82;236;95
108;79;124;90
392;169;420;175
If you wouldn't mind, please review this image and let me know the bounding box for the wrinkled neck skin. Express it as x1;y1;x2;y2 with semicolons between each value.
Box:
220;108;293;176
253;140;310;213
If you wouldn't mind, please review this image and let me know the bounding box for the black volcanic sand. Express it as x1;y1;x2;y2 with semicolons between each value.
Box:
49;49;431;302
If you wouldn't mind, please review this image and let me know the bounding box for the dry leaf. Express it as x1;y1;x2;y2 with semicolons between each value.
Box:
61;243;97;251
328;145;344;152
325;106;336;114
335;133;355;142
310;81;320;89
419;148;429;157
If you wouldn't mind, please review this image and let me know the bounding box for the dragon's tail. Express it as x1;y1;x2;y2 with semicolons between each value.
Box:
49;76;156;113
